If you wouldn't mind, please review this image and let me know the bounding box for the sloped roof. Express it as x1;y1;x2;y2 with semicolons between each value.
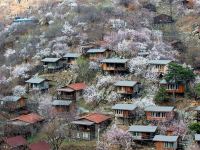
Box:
101;58;129;64
25;77;45;84
153;135;178;142
112;104;137;111
3;136;27;147
11;113;44;124
41;58;61;62
195;134;200;141
29;141;51;150
194;106;200;111
149;60;172;65
52;100;72;106
129;125;157;133
87;48;107;53
144;106;174;112
67;83;87;91
1;96;21;102
63;53;81;58
80;113;111;124
160;79;167;84
114;81;137;87
71;120;94;126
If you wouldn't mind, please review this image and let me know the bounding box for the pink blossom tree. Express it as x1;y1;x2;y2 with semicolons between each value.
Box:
97;126;133;150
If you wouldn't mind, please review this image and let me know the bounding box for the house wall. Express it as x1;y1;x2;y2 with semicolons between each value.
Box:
155;141;177;150
0;143;27;150
67;58;77;65
101;63;127;72
58;91;76;100
88;50;111;61
165;84;185;94
116;86;134;94
132;132;155;140
30;81;49;91
146;111;175;121
149;64;168;74
71;125;95;141
53;105;70;113
114;110;136;125
44;61;63;70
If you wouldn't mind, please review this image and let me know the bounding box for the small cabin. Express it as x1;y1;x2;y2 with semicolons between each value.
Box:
86;48;112;61
129;125;158;141
71;113;111;140
160;79;185;95
28;141;51;150
114;81;140;98
183;0;194;9
144;106;175;122
112;103;137;124
101;58;129;74
194;106;200;122
153;135;179;150
0;96;26;111
41;58;63;71
26;77;49;92
52;100;72;113
57;82;87;100
148;60;172;76
1;135;27;150
6;113;44;136
195;134;200;145
154;14;174;25
63;53;81;65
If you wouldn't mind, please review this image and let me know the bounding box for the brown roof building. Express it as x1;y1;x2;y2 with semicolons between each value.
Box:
1;135;27;150
28;141;51;150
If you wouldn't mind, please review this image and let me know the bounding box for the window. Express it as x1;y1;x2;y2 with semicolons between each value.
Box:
83;132;89;139
167;84;178;90
164;142;174;148
151;112;166;118
77;132;80;138
116;110;123;114
133;132;141;136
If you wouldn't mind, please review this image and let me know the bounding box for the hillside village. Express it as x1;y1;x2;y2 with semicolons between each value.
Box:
1;0;200;150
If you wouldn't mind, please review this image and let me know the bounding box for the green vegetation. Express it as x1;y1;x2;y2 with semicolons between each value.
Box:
155;87;169;103
189;122;200;134
74;57;97;83
194;83;200;99
165;62;195;83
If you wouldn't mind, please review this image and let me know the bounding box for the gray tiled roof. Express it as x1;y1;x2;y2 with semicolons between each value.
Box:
1;96;21;102
41;58;61;62
144;106;174;112
112;104;137;111
195;106;200;111
25;77;45;84
101;58;129;64
153;135;178;142
114;81;137;87
71;120;94;126
149;60;172;65
52;100;72;106
129;125;157;132
160;79;167;84
87;48;107;53
63;53;81;58
195;134;200;141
